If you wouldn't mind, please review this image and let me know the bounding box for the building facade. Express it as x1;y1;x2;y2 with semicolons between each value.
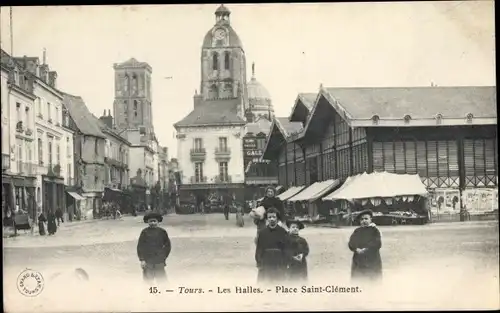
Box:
174;5;275;211
1;50;38;223
62;93;107;219
263;85;498;217
96;110;130;206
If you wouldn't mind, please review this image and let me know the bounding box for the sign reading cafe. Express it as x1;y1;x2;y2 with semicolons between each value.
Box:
246;150;263;157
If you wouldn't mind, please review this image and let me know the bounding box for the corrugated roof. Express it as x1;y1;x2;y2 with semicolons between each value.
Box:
324;86;497;119
62;93;106;138
174;99;245;128
276;117;303;136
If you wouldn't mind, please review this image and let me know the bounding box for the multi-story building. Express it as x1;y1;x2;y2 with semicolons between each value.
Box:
112;57;159;201
1;50;37;221
62;93;106;219
174;5;274;209
96;110;130;201
263;85;498;217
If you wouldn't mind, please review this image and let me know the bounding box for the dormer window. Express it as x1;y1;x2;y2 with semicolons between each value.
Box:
466;113;473;123
435;113;443;124
371;115;380;125
403;115;412;124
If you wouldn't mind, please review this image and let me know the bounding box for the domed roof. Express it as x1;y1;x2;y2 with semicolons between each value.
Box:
247;63;271;100
202;25;243;49
215;4;231;15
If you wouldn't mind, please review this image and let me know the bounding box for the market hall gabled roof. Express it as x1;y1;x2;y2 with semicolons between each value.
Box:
174;98;246;128
289;93;318;122
262;117;304;160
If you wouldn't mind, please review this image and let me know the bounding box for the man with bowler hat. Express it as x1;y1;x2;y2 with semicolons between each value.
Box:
137;211;172;283
348;209;383;282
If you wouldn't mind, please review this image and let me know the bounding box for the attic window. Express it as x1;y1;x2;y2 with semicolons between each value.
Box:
371;115;380;125
466;113;473;123
403;115;412;124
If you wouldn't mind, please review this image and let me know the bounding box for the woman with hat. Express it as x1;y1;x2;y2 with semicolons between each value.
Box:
137;211;172;283
347;209;383;282
285;220;309;282
252;186;286;233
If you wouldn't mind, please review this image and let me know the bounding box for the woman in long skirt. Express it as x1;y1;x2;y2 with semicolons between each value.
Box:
38;212;47;236
235;204;244;227
47;211;58;235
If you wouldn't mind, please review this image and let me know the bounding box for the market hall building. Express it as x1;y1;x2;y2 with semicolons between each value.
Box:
263;85;497;218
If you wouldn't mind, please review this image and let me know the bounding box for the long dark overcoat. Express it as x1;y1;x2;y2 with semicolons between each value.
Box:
255;226;290;283
286;235;309;281
348;226;383;281
47;212;57;235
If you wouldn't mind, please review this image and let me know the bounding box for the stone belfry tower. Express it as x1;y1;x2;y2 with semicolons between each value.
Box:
113;58;153;131
199;4;248;116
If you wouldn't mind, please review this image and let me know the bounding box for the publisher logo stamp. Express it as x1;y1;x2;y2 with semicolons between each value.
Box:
17;269;45;297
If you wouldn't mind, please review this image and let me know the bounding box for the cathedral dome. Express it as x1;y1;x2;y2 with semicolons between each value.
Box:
202;5;243;49
247;63;274;117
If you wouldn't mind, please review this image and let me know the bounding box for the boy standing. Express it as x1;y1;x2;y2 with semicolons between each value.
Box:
137;211;172;283
285;220;309;282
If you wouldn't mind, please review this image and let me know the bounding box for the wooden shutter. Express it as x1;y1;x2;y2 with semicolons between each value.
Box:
373;142;384;171
463;139;475;187
383;142;395;172
426;141;438;177
394;141;405;174
485;139;496;186
416;141;427;184
474;139;486;186
404;141;417;174
437;141;449;186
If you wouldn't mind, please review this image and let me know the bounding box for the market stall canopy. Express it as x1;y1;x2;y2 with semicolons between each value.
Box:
323;172;428;201
67;191;85;201
277;186;305;201
287;179;340;202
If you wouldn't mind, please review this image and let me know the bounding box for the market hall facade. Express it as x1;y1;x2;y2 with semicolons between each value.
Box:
263;85;497;217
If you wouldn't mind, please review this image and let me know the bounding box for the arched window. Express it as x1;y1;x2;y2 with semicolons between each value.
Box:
212;53;219;70
224;52;230;70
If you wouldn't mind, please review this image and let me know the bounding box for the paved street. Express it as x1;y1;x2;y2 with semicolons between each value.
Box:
3;215;499;312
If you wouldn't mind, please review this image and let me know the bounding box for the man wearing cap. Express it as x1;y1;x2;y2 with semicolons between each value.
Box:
255;207;290;284
137;211;172;283
348;209;383;282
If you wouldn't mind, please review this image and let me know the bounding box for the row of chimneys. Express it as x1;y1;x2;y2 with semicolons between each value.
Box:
99;109;113;128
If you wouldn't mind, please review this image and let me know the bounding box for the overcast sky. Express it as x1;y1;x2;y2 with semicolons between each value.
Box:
0;2;495;158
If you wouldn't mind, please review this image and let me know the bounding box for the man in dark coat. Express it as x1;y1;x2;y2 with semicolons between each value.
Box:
137;211;172;283
285;220;309;282
55;208;64;225
255;208;290;284
38;211;47;236
348;209;383;282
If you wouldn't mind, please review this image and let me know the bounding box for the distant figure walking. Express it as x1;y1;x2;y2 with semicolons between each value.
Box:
47;211;57;235
55;208;64;226
235;203;244;227
348;209;383;283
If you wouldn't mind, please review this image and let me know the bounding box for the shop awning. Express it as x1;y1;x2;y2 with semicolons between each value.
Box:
323;172;428;201
287;179;340;202
277;186;305;201
106;187;122;193
67;191;85;201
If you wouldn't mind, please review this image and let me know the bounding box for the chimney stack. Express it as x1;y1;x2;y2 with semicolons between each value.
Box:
99;110;113;128
43;48;46;64
48;71;57;88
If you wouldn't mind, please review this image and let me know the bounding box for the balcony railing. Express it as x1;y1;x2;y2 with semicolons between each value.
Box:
2;154;10;171
214;147;231;160
16;161;37;176
190;176;207;184
213;175;232;184
190;148;206;161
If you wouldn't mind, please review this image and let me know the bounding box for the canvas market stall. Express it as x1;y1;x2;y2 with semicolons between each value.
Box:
286;179;340;221
323;172;430;226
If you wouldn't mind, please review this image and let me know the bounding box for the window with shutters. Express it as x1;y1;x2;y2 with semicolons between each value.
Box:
383;142;395;172
394;141;405;174
416;141;427;180
404;141;417;174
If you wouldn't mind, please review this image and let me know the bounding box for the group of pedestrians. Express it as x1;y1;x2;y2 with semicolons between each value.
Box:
134;185;383;285
37;208;63;236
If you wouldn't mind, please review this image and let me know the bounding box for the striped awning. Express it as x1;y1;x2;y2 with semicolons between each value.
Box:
277;186;305;201
287;179;340;202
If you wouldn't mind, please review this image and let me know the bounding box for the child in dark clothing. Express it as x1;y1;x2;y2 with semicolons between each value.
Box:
137;211;172;283
286;220;309;282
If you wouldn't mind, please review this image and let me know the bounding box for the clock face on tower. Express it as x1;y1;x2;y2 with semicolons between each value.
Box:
214;28;226;40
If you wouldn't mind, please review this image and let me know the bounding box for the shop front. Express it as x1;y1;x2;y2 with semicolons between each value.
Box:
65;187;85;221
2;174;37;229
